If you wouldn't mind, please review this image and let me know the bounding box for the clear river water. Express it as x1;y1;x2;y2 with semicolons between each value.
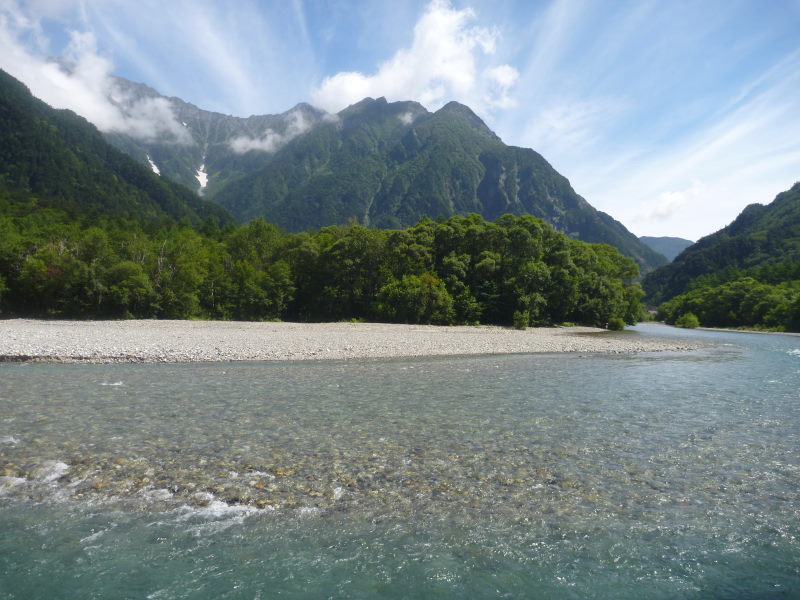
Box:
1;324;798;599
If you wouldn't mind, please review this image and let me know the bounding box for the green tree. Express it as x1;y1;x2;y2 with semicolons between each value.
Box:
675;312;700;328
104;260;156;317
376;273;455;324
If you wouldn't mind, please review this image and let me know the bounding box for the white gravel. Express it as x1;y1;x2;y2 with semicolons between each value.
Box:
0;320;701;363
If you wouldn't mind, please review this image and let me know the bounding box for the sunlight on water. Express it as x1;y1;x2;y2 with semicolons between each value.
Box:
1;325;799;598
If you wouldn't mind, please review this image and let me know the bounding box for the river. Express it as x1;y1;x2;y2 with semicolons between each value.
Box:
1;324;798;598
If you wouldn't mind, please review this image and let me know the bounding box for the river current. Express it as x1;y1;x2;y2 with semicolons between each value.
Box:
1;324;798;598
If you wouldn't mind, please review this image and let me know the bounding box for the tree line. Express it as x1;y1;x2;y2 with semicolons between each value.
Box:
0;193;644;327
655;268;800;332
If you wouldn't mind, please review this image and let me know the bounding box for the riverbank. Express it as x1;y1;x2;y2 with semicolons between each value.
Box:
696;326;800;337
0;319;702;363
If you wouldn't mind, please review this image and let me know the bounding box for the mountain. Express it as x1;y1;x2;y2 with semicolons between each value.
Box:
643;182;800;304
639;236;694;262
103;82;667;274
0;70;230;226
103;77;327;198
214;97;668;273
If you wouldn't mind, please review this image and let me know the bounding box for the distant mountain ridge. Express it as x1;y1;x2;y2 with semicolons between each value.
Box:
103;80;667;273
104;77;327;198
216;96;668;274
639;236;694;262
643;182;800;303
0;69;229;226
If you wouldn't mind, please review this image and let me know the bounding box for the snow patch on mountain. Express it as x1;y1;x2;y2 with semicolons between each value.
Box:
196;159;208;193
146;154;161;175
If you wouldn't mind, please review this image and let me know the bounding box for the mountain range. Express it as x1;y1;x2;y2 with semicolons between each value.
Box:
4;65;796;329
103;78;668;274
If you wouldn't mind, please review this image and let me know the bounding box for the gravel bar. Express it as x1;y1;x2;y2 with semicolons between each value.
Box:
0;320;701;363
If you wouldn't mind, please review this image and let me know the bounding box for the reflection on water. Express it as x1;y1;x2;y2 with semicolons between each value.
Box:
1;325;799;598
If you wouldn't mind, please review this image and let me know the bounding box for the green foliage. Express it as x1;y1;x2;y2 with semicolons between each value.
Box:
0;197;644;328
645;183;800;304
207;97;665;274
512;310;529;330
657;277;800;331
376;273;454;324
675;312;700;329
607;317;626;331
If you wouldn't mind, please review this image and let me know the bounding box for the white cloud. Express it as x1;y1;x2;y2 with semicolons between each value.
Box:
311;0;518;114
484;64;518;108
398;111;415;125
229;108;315;154
632;181;705;225
0;5;189;143
79;0;319;117
574;49;800;240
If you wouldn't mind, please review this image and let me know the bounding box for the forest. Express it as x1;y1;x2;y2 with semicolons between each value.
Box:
0;189;643;328
655;266;800;332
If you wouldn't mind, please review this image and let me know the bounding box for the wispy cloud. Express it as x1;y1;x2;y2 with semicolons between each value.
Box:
1;0;798;240
229;108;316;154
521;97;626;156
0;11;189;142
631;181;705;226
582;48;800;239
312;0;518;114
488;0;800;239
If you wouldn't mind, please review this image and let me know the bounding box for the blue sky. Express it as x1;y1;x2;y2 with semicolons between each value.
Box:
1;0;799;240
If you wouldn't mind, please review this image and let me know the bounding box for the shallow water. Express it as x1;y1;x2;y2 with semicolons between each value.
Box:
1;325;799;598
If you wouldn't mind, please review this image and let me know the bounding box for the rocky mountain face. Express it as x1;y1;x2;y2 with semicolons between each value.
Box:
103;80;668;273
104;77;326;198
639;236;694;262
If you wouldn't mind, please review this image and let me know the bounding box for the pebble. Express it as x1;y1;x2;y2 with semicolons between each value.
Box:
0;320;701;364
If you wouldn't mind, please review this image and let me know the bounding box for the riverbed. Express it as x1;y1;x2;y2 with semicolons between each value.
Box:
1;325;797;598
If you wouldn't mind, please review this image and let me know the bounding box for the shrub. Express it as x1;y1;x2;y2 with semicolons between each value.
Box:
375;273;455;324
675;312;700;329
607;317;626;331
513;310;529;330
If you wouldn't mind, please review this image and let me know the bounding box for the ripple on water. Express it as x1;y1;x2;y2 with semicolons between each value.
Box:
1;333;799;597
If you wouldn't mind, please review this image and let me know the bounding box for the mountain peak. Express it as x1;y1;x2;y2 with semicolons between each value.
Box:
434;101;499;140
85;76;665;273
337;97;431;126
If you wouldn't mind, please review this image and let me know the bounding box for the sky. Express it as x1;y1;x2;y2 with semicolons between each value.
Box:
1;0;799;241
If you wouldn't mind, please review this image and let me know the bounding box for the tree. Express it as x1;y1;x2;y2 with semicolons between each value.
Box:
675;312;700;328
104;260;156;317
376;273;455;324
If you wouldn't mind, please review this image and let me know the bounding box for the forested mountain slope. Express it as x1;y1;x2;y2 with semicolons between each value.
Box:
644;183;800;331
211;97;668;273
103;82;667;274
103;77;327;197
0;69;230;226
644;182;800;304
